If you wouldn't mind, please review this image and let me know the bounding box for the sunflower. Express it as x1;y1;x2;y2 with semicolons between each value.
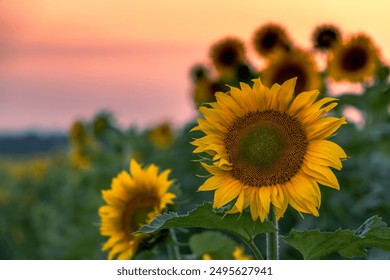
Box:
190;64;209;83
92;113;112;137
210;38;245;77
191;78;347;222
69;120;88;146
192;78;227;106
148;122;175;149
252;23;290;58
70;147;90;169
262;49;321;94
202;246;253;260
328;34;379;82
312;24;341;50
99;159;175;259
232;246;253;260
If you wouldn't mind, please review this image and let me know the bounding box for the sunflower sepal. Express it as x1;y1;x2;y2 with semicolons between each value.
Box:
282;216;390;260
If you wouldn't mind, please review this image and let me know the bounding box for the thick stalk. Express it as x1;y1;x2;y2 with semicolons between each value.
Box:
266;207;279;260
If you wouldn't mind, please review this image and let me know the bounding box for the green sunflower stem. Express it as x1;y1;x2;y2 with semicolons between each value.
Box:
266;207;279;260
169;228;181;260
246;239;264;260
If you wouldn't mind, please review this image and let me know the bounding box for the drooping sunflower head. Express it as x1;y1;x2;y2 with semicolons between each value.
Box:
328;34;380;82
92;112;113;137
69;120;88;146
252;23;290;58
192;78;227;106
312;24;341;50
99;159;176;259
148;122;175;149
192;78;347;222
262;49;321;94
190;64;209;83
209;37;245;77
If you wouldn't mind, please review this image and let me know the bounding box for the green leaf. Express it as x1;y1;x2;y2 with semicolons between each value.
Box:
136;202;275;242
189;231;236;259
282;216;390;259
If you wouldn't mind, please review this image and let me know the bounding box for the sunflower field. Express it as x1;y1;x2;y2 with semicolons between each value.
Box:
0;24;389;260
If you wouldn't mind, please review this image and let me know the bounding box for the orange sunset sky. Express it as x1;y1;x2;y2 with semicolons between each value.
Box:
0;0;389;132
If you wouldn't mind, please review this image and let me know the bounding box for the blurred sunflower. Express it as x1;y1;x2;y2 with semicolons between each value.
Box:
190;64;209;83
69;120;88;146
70;148;90;169
252;23;290;58
312;24;341;50
210;38;245;77
202;245;253;260
192;78;347;222
192;78;226;106
148;122;175;149
92;113;112;137
262;49;321;94
233;246;253;260
99;159;175;259
328;34;379;82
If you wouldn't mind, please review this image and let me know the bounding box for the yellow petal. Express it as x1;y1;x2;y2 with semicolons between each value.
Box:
287;90;319;116
213;179;243;208
306;117;347;140
302;163;340;190
130;159;142;177
258;187;271;214
198;174;231;191
277;78;297;112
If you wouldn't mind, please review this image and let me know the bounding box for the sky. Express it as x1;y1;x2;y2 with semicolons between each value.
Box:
0;0;389;133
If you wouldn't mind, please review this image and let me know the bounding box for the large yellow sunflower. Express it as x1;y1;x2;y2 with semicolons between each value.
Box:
99;159;176;259
252;23;290;58
210;37;245;77
262;49;321;94
191;78;347;222
328;34;379;82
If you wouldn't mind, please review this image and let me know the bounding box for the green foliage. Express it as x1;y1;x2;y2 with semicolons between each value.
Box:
282;216;390;259
189;231;236;259
137;202;275;243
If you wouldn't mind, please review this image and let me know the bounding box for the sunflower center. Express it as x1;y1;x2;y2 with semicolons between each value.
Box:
317;30;337;48
219;48;238;66
131;206;154;229
238;126;284;169
272;64;307;94
341;47;368;72
225;110;308;187
122;196;159;237
263;32;278;49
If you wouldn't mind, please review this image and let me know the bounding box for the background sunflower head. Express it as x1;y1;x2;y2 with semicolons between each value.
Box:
190;64;209;83
252;23;291;58
148;122;175;149
209;37;246;77
312;24;341;50
261;49;321;94
192;78;347;222
98;159;176;259
69;120;89;146
328;34;380;82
